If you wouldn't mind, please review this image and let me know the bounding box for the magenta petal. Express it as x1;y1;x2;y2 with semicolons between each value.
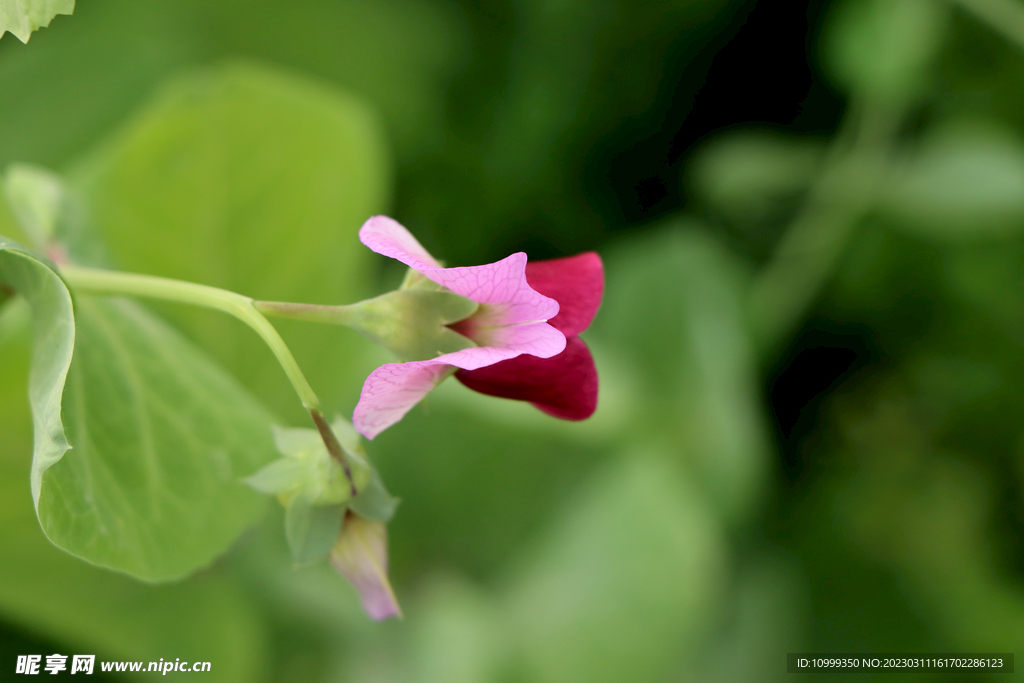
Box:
525;252;604;336
455;336;598;420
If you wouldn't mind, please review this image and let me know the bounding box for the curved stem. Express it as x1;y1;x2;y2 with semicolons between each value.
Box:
748;97;902;356
254;299;363;326
59;265;321;411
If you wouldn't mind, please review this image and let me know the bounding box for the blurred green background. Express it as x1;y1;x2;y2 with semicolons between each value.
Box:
2;0;1024;680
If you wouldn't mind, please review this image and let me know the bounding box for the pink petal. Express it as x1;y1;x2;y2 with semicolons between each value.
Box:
353;360;456;440
359;216;558;324
456;336;598;420
525;252;604;337
449;314;566;358
330;513;401;620
352;329;566;440
359;215;442;270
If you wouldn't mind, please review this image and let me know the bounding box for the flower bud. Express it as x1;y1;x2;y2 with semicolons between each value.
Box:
330;512;401;620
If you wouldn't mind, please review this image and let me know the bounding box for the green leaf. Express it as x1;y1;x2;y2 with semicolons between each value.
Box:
826;0;946;104
880;121;1024;240
692;132;823;224
74;61;390;421
0;0;73;43
0;330;270;683
3;164;65;249
38;295;278;582
0;237;74;508
507;452;725;683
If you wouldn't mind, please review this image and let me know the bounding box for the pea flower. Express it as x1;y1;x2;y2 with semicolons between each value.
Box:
353;216;602;439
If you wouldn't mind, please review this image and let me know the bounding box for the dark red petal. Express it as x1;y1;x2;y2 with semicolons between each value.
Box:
455;336;598;420
525;252;604;337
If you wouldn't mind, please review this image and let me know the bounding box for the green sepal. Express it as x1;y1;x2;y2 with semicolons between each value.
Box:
284;495;346;566
247;417;375;507
254;422;369;506
243;458;306;496
356;288;477;361
247;416;396;563
302;287;477;362
350;468;399;523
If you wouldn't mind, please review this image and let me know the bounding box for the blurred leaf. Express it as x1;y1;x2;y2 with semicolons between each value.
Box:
0;184;30;245
74;61;390;421
826;0;947;103
402;575;507;683
506;451;725;683
684;555;808;683
0;238;74;509
0;313;270;683
4;164;65;249
692;131;823;223
0;0;73;43
880;121;1024;240
593;225;768;520
39;295;277;581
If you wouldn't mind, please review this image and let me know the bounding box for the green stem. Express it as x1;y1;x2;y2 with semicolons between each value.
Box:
310;409;357;497
59;264;321;412
254;300;363;326
748;98;901;355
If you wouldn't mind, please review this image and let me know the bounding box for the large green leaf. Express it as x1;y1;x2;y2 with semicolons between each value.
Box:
0;0;73;43
75;61;390;421
0;312;269;683
38;294;278;581
0;237;74;506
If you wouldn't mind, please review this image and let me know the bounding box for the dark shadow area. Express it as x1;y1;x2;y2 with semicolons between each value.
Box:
583;0;844;230
767;321;879;483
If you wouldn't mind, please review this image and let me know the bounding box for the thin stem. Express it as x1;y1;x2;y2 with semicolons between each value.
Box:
748;98;900;355
310;409;358;497
60;265;321;411
255;300;363;326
